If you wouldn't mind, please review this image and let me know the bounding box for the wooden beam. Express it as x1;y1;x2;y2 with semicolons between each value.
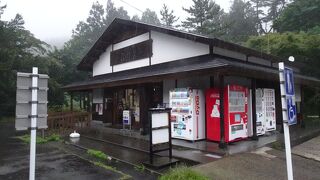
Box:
219;74;227;149
251;79;258;140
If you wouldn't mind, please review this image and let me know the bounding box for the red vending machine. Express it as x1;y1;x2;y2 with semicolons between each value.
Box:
206;85;248;142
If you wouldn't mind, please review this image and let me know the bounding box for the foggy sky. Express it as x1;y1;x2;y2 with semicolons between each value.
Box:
1;0;231;46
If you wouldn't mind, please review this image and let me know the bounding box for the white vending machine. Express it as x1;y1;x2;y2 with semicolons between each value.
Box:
263;88;276;131
255;89;266;135
169;88;205;141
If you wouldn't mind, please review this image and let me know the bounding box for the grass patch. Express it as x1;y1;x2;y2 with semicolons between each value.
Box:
134;164;145;172
87;149;108;161
93;161;132;180
159;166;209;180
16;134;61;144
271;141;283;150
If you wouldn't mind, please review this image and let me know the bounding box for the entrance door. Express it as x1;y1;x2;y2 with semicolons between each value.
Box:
113;88;140;129
103;89;114;125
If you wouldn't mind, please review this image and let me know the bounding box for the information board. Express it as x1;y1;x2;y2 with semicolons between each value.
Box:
284;67;297;125
15;72;49;130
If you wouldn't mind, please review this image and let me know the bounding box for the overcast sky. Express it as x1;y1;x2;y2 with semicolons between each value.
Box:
1;0;231;46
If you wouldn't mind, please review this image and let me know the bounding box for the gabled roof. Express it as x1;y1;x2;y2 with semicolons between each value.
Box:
77;18;286;71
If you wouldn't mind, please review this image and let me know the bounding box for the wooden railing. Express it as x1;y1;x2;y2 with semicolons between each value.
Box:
47;111;91;134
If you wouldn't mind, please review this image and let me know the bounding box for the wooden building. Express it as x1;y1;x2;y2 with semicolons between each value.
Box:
63;18;319;145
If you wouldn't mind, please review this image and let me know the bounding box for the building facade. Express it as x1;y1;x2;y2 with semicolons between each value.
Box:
64;18;319;144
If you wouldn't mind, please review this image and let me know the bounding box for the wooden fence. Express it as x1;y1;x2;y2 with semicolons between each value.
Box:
47;111;91;134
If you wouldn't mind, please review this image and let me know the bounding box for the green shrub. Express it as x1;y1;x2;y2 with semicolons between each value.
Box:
134;164;145;172
87;149;108;160
46;134;60;141
159;166;209;180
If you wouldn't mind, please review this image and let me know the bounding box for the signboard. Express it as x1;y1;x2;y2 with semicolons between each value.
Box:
284;67;297;125
123;110;131;125
15;72;49;130
287;97;297;125
110;39;152;66
151;112;169;144
284;67;295;96
16;67;48;180
278;62;295;180
146;108;174;167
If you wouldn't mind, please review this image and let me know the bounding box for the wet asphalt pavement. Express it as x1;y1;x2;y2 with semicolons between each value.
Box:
0;121;157;180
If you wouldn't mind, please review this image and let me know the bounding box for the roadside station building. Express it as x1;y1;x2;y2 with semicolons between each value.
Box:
64;18;319;147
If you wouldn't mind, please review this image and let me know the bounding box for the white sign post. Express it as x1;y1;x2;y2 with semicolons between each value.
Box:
279;62;296;180
29;67;38;180
16;67;48;180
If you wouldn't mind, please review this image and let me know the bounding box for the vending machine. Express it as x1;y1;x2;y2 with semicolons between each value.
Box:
169;88;205;141
263;88;276;132
206;85;248;142
255;89;266;135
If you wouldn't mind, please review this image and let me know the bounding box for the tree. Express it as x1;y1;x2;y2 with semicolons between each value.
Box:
54;0;130;85
273;0;320;32
246;32;320;77
225;0;257;43
0;2;66;115
182;0;226;36
246;32;320;114
160;4;178;27
131;14;140;22
104;0;130;25
249;0;289;34
141;8;161;25
47;0;131;109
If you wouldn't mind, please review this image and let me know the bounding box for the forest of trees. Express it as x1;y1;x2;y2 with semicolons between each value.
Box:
0;0;319;116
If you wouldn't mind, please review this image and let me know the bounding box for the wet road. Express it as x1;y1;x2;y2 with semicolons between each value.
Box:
0;121;136;180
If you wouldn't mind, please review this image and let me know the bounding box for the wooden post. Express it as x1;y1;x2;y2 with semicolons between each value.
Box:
79;92;82;110
70;92;74;112
219;74;226;149
210;76;214;88
300;86;305;128
251;79;258;140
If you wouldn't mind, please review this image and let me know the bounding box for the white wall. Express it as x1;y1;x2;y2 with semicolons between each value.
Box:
151;31;209;65
93;46;113;76
93;33;149;76
113;33;149;50
162;76;211;105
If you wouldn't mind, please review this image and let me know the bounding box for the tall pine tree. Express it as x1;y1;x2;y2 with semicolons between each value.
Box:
225;0;257;43
160;4;178;27
141;8;161;25
182;0;226;36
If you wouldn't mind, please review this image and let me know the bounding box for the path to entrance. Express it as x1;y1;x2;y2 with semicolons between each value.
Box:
79;126;280;165
194;135;320;180
292;135;320;161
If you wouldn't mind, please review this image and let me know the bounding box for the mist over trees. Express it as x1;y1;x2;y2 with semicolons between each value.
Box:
0;0;319;115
